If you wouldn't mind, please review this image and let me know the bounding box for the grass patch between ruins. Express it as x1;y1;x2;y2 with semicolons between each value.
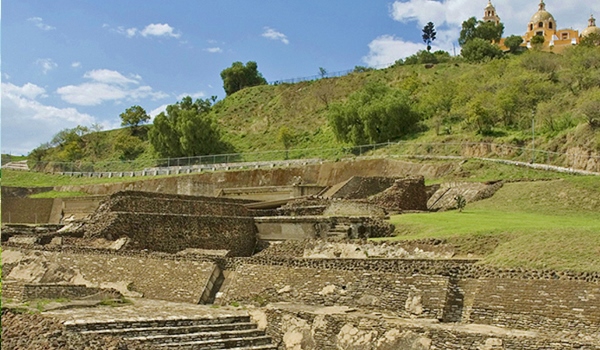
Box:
388;179;600;272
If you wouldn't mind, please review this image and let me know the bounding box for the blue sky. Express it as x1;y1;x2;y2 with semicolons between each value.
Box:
2;0;598;155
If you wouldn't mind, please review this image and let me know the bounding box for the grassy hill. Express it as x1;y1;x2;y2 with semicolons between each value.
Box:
27;46;600;172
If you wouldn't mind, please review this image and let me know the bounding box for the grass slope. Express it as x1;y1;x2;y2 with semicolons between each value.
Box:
389;178;600;272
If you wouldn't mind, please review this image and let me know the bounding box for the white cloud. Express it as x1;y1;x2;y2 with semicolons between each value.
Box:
1;82;95;154
363;35;439;67
28;17;56;31
36;58;58;74
365;0;598;67
262;27;289;44
71;62;82;68
141;23;181;38
388;0;600;48
2;82;47;99
56;69;168;106
107;23;181;39
84;69;140;86
148;104;169;120
205;47;223;53
176;91;206;100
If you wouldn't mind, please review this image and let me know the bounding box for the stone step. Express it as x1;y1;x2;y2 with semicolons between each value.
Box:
158;335;274;349
131;328;266;345
65;315;251;332
225;345;279;350
79;322;258;338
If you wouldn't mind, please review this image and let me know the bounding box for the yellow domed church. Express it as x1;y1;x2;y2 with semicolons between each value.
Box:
484;0;599;52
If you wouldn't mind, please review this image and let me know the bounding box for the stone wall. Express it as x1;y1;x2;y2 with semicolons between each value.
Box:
85;212;257;256
21;284;122;301
327;176;398;200
98;190;252;217
366;176;428;212
3;248;217;304
262;306;599;350
464;278;600;334
1;198;55;224
53;159;457;197
219;264;449;319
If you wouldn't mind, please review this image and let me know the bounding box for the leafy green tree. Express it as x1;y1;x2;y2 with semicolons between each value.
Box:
464;92;497;134
277;126;295;159
422;22;437;52
455;195;467;212
560;46;600;93
120;105;150;131
114;133;145;160
530;35;545;50
353;66;374;73
461;38;503;62
459;17;504;46
476;21;504;43
149;96;229;158
504;35;524;54
328;82;421;145
220;61;268;96
580;33;600;47
459;17;479;47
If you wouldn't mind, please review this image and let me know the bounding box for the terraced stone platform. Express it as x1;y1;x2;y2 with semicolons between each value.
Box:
46;299;277;349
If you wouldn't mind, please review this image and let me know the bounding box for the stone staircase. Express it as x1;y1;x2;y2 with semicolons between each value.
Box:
327;223;351;239
65;315;277;349
2;160;29;171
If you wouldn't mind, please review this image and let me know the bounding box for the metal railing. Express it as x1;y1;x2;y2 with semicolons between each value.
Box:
29;141;600;176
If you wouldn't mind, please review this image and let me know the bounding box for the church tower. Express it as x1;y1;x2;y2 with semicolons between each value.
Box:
483;0;501;25
523;0;579;52
581;14;600;38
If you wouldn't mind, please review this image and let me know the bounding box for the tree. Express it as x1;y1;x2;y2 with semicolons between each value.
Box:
459;17;504;46
476;21;504;44
120;105;150;131
504;35;524;54
277;126;295;159
530;35;545;50
461;38;503;63
220;61;267;96
114;133;145;160
422;22;437;52
318;67;328;78
459;17;479;47
328;82;421;145
148;96;229;158
580;33;600;47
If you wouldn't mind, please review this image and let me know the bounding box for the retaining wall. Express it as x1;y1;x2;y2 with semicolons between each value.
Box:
1;198;55;224
84;213;257;256
464;278;600;334
3;248;216;304
1;196;104;224
98;191;252;217
53;159;456;196
263;307;599;350
220;264;449;319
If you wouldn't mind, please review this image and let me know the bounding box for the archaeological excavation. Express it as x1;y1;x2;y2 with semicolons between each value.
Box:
2;158;599;349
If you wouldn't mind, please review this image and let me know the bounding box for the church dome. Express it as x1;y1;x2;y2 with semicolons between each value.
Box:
581;15;600;37
530;1;555;24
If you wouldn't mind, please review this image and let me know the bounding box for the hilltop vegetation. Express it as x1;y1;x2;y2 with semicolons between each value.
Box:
28;45;600;171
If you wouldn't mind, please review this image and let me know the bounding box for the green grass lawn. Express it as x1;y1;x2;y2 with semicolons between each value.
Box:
387;178;600;272
0;169;178;188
